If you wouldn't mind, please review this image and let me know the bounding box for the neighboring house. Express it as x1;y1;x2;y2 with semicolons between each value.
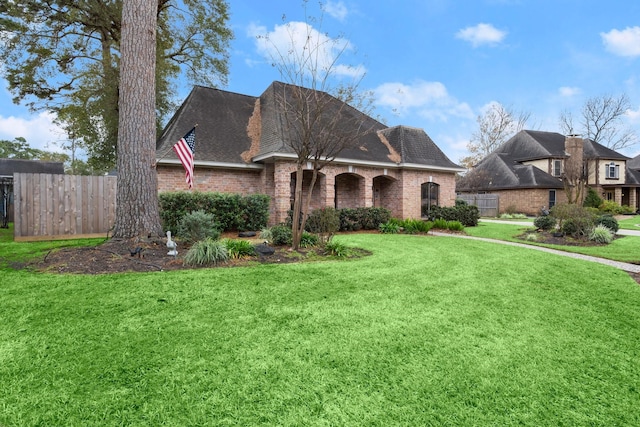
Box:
0;158;65;225
156;82;464;225
457;130;640;215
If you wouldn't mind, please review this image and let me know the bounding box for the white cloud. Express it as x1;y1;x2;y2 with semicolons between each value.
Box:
601;27;640;57
324;1;348;22
626;107;640;124
373;80;474;122
0;112;67;152
455;23;507;47
558;86;581;97
248;21;364;79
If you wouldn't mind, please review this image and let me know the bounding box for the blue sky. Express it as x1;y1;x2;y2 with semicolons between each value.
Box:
1;0;640;163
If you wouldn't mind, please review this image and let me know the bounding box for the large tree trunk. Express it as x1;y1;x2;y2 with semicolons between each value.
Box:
112;0;163;239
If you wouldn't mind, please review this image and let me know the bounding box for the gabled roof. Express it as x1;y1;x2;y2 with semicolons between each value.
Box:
457;129;630;192
377;126;461;169
458;152;563;191
156;85;258;166
0;158;64;178
156;82;462;172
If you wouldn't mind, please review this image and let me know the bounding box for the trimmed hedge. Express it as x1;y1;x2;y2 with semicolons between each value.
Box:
425;204;479;227
337;207;391;231
159;192;270;233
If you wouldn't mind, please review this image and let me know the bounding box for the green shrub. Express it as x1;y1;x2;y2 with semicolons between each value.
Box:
589;224;614;244
550;203;596;235
561;219;582;237
533;215;556;231
324;240;350;257
223;239;255;259
338;207;391;231
595;215;619;233
598;200;634;215
269;224;293;246
305;207;340;244
431;218;449;230
401;218;433;234
259;227;273;242
338;208;361;231
445;220;464;232
159;192;270;233
299;232;319;248
379;220;401;234
583;187;604;209
425;204;479;227
183;238;229;266
177;210;220;243
525;233;538;242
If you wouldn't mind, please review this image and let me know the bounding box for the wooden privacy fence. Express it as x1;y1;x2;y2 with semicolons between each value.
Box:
14;173;117;241
457;193;499;217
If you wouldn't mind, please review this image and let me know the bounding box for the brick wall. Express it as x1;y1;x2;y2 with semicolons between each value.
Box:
157;165;263;194
158;162;459;225
491;188;567;216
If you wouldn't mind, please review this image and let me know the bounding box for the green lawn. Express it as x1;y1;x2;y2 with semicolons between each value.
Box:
470;221;640;263
617;214;640;230
2;231;640;425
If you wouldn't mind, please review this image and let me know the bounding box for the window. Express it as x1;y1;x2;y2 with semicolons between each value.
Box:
605;162;619;179
421;182;439;216
552;160;562;177
548;190;556;208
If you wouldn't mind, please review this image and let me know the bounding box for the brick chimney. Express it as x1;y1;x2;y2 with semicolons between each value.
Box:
564;134;584;167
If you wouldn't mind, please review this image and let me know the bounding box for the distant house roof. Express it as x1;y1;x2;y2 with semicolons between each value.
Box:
458;130;631;192
0;158;64;178
156;82;463;172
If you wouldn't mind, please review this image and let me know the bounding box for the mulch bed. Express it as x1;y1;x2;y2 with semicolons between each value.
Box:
29;232;370;275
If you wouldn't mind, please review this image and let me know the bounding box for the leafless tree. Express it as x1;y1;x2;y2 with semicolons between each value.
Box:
460;103;531;168
559;94;637;151
259;1;376;249
112;0;163;239
561;139;586;204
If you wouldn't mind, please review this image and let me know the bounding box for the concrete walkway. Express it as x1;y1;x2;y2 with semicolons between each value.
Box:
429;219;640;274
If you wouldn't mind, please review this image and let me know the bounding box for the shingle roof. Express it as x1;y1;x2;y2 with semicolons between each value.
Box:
156;85;257;165
457;129;631;192
627;154;640;170
157;82;462;171
457;152;563;191
378;126;461;169
0;158;64;177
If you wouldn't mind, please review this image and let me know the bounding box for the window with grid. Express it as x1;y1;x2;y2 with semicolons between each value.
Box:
605;162;619;179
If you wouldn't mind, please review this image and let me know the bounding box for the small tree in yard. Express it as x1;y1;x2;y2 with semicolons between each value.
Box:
257;1;377;249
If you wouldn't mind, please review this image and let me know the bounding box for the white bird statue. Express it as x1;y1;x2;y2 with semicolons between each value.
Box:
166;230;178;256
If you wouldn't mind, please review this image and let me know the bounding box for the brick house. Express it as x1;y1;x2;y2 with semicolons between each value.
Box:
155;82;464;225
456;130;640;215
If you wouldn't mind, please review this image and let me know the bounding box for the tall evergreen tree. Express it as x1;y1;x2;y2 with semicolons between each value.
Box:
113;0;162;239
0;0;232;172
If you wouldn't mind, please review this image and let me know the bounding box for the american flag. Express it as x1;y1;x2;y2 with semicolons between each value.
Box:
172;127;196;189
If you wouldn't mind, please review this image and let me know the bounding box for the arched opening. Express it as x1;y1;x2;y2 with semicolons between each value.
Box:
334;173;363;209
421;182;439;217
373;175;399;216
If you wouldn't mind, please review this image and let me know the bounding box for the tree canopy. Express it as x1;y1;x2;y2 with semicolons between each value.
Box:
460;103;531;169
0;0;232;172
559;94;638;151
